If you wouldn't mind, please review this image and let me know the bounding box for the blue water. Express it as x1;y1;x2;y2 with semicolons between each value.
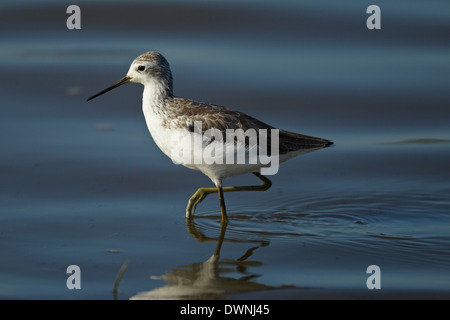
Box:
0;0;449;299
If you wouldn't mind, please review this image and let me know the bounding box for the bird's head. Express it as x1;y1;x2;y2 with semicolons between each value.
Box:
87;51;173;101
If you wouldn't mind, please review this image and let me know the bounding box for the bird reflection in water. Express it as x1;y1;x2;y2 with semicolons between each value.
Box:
130;220;294;300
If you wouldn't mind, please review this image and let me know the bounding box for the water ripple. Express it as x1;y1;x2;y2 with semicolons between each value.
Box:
191;190;450;266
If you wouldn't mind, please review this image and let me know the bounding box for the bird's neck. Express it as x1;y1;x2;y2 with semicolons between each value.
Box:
142;80;173;116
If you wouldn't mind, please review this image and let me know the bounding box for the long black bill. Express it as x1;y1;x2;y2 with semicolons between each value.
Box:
86;76;131;102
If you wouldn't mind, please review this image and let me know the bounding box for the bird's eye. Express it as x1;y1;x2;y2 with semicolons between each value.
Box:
137;65;145;71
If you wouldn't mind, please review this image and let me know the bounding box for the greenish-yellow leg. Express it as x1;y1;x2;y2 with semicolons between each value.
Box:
186;172;272;220
217;185;227;223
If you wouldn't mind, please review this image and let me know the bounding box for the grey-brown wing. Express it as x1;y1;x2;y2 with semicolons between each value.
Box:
170;98;272;132
170;98;332;153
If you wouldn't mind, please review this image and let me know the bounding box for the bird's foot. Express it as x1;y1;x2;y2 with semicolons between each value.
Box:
186;188;215;219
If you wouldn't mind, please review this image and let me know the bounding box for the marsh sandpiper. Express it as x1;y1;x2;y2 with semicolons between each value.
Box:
87;51;332;222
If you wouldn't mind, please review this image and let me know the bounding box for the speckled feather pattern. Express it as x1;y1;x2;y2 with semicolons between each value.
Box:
157;96;332;154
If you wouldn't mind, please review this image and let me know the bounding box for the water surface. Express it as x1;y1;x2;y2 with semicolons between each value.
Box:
1;0;449;299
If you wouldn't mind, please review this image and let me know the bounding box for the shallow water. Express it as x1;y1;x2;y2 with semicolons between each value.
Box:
1;0;449;299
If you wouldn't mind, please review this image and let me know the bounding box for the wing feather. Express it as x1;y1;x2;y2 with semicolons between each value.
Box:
168;98;332;154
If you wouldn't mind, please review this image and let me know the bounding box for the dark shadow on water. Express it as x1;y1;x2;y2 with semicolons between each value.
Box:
129;218;297;300
380;138;450;145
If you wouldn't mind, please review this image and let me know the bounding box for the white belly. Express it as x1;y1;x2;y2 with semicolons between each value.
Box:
143;111;282;183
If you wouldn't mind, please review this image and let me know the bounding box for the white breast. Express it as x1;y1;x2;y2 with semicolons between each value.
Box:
140;85;282;183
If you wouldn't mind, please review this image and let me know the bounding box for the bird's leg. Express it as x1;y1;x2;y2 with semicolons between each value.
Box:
222;172;272;193
186;187;218;218
185;172;272;219
217;184;228;223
